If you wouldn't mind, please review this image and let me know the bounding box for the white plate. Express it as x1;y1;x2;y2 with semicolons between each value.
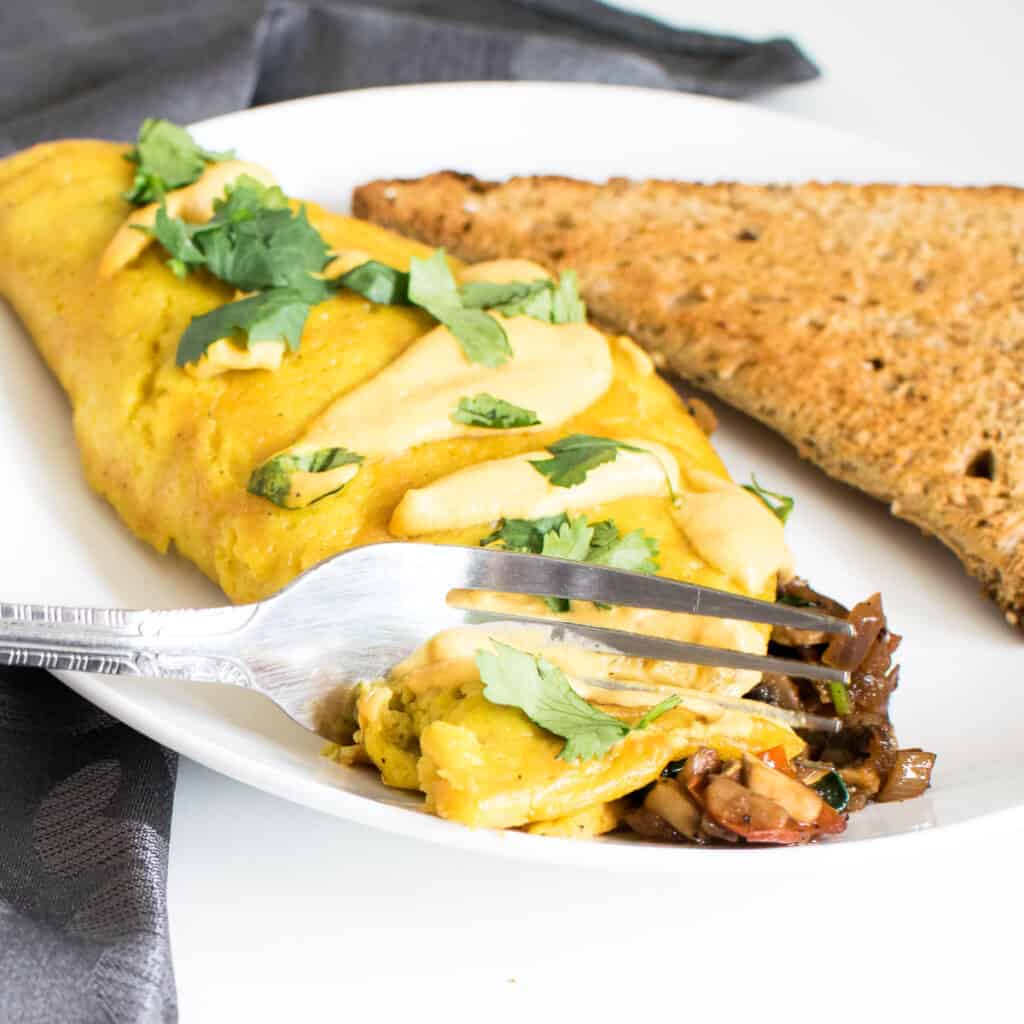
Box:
2;83;1019;870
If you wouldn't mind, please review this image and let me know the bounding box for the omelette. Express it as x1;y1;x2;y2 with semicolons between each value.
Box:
0;126;930;843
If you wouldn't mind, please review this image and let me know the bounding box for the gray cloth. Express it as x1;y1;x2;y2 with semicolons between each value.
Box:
0;0;818;152
0;2;817;1021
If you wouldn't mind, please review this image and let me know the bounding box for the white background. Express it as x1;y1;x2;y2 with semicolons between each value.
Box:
169;3;1024;1021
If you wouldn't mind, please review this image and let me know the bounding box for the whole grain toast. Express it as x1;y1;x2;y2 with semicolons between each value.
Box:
353;172;1024;626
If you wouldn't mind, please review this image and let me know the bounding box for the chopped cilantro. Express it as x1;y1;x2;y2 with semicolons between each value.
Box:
541;516;594;562
174;177;331;293
458;279;547;311
123;118;232;205
529;434;648;488
476;641;680;761
338;260;410;305
587;521;660;573
479;515;569;553
459;270;586;324
551;270;586;323
151;203;205;278
407;250;512;367
742;475;795;524
148;175;333;365
480;513;659;612
451;393;540;429
247;447;364;508
175;289;312;367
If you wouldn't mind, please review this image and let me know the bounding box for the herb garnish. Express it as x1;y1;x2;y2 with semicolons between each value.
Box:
451;394;540;429
333;254;587;357
338;260;410;305
154;176;330;293
529;434;649;488
459;270;586;324
176;288;313;367
475;641;680;761
247;447;364;508
124;118;232;205
407;250;512;367
480;513;659;612
151;175;333;365
742;475;795;524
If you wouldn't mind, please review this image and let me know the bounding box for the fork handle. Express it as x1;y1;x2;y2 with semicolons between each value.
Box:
0;600;257;685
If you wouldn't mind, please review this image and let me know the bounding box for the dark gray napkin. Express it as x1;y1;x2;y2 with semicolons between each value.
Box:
0;2;817;1020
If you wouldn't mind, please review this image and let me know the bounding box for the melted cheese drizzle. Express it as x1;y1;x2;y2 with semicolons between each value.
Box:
298;315;611;458
267;259;614;505
389;439;679;536
99;159;277;277
673;469;794;593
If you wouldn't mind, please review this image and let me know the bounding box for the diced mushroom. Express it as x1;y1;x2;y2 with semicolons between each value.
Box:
624;806;688;843
644;779;703;840
743;753;827;825
703;776;803;843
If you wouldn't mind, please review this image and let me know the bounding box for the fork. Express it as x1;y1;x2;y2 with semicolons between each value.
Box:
0;543;852;735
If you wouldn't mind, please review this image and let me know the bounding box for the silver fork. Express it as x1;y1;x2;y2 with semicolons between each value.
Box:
0;542;852;735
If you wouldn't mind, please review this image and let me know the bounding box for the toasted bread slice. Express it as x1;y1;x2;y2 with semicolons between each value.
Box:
353;172;1024;626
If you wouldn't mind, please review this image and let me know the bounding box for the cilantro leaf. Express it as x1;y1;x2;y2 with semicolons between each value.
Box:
480;513;659;613
742;474;795;524
588;525;660;574
476;642;679;761
552;271;586;323
529;434;647;488
151;203;205;278
123;118;232;205
175;288;312;366
338;261;410;305
201;198;331;294
540;516;594;561
147;176;336;365
150;176;330;295
458;271;585;325
459;279;549;312
248;447;364;508
444;307;514;367
479;515;569;552
452;393;540;429
538;516;594;612
408;250;512;367
211;175;289;217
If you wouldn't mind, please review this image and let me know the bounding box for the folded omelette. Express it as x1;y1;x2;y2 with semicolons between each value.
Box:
0;134;866;841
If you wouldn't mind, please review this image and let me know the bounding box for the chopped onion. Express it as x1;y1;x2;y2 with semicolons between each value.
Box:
877;748;935;802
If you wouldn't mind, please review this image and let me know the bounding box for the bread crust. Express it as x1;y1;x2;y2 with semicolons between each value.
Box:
354;171;1024;626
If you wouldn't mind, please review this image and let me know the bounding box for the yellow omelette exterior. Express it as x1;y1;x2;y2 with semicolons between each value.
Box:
0;140;803;833
0;140;732;605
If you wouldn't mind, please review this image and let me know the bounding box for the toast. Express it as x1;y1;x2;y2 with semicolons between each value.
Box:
353;172;1024;626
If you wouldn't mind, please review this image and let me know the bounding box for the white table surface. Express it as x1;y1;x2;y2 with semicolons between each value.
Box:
169;3;1024;1020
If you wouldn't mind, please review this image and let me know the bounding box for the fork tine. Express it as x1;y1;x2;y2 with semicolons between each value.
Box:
442;545;854;635
460;607;851;684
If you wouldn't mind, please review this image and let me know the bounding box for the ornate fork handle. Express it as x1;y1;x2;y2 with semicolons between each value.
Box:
0;600;258;686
